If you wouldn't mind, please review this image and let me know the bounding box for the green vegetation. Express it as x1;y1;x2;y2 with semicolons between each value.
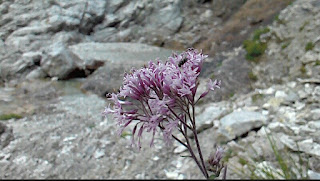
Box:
210;73;215;80
252;28;270;41
288;0;295;6
274;15;285;25
120;131;132;138
300;65;306;74
299;21;310;32
238;157;248;166
231;130;310;179
229;92;235;98
248;71;258;81
305;42;314;51
0;113;23;121
251;93;264;103
88;123;96;129
243;27;269;62
223;149;233;162
243;40;267;61
281;42;290;50
315;60;320;66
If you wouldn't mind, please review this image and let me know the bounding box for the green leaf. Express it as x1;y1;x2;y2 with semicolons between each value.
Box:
209;174;217;180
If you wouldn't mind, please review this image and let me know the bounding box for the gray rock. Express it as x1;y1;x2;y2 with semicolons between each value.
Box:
267;122;293;135
0;52;38;80
0;122;14;149
217;111;267;141
92;28;117;42
285;90;299;103
309;109;320;121
195;103;228;132
94;149;105;159
280;135;320;157
8;25;51;37
74;43;173;96
308;170;320;179
200;48;252;102
275;90;287;98
41;42;80;79
308;121;320;129
26;67;47;80
0;39;6;56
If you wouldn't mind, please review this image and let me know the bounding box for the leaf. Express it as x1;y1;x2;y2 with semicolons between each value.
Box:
209;174;217;180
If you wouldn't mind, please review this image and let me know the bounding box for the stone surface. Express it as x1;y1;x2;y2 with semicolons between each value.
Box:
76;43;173;96
0;122;14;149
194;102;229;132
41;42;80;79
217;111;267;141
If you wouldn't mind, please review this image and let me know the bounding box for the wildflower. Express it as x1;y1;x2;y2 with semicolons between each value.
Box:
207;146;226;178
103;48;222;179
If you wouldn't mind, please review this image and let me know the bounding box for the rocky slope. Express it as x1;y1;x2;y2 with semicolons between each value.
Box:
0;0;319;179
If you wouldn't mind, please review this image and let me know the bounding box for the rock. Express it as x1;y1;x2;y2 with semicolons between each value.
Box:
91;28;117;42
275;90;287;98
262;97;284;110
217;111;267;141
298;139;320;157
0;56;32;80
76;43;173;96
293;101;305;111
195;103;228;132
260;87;275;95
278;106;297;122
298;78;320;84
164;170;180;179
173;144;187;154
254;161;284;179
308;170;320;179
308;121;320;129
41;42;80;79
268;122;293;135
200;48;252;102
313;86;320;97
94;149;105;159
0;39;6;56
309;109;320;121
0;122;14;149
26;67;47;80
280;135;320;157
285;90;299;103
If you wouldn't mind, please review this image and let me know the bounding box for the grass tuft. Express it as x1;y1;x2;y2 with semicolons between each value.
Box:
243;27;270;62
0;113;23;121
305;42;314;51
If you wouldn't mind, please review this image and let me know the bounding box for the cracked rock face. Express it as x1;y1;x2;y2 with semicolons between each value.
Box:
0;122;14;149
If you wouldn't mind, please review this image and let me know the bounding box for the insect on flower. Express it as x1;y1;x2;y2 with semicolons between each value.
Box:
178;57;188;67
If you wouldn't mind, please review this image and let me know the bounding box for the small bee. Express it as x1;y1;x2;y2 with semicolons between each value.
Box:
178;57;188;67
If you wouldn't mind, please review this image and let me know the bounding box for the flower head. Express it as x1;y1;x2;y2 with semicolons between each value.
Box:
103;48;220;149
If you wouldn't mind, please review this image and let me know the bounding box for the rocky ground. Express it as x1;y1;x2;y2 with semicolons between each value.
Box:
0;0;320;179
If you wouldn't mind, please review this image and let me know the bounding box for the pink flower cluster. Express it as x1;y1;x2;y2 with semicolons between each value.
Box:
103;48;221;149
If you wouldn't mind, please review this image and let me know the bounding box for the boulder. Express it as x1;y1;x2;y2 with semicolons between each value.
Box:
217;110;268;141
41;42;81;79
194;102;229;132
0;122;14;149
70;43;173;96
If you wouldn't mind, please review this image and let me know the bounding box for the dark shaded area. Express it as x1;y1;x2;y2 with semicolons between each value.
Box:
234;126;263;142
